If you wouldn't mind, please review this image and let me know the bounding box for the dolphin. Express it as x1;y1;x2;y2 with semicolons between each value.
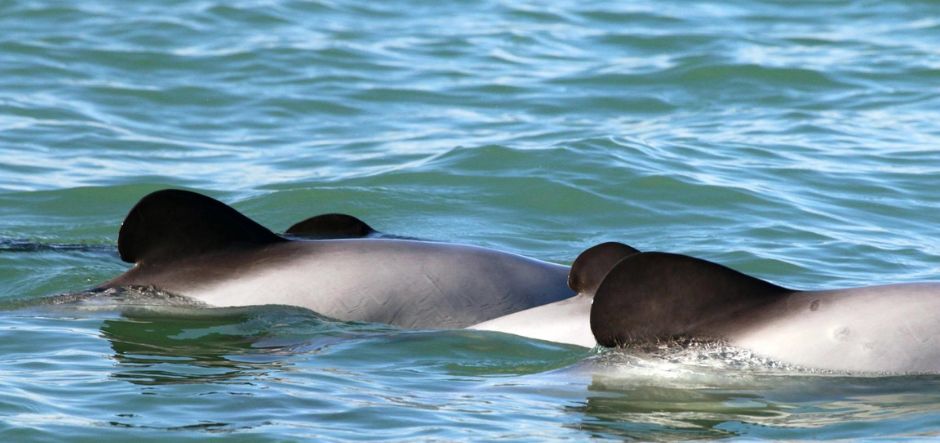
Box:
99;189;580;329
469;242;639;347
590;252;940;373
90;190;940;372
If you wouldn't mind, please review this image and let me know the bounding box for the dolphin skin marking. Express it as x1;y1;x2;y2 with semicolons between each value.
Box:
100;189;578;329
590;252;940;373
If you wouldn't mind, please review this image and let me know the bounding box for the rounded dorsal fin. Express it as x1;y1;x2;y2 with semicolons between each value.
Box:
285;213;375;239
118;189;285;264
590;252;792;347
568;242;640;294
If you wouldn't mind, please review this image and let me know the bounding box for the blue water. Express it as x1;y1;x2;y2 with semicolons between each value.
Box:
2;0;940;440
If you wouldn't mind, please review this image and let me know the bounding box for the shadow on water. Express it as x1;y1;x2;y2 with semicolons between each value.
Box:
567;350;940;440
98;302;388;386
308;327;592;377
101;309;591;386
15;284;591;388
572;376;777;440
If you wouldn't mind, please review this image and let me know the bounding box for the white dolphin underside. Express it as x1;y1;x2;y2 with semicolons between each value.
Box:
469;294;596;348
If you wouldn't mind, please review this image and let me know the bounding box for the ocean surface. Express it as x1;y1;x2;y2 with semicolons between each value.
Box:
2;0;940;440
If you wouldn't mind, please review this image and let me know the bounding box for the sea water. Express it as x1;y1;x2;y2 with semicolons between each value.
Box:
2;0;940;440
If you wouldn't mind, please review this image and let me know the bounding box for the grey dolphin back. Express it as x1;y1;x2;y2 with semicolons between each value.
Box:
590;252;793;347
285;213;375;239
568;242;640;294
118;189;286;264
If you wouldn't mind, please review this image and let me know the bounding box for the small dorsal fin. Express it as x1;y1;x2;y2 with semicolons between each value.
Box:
118;189;285;264
568;242;640;294
590;252;792;347
285;213;375;239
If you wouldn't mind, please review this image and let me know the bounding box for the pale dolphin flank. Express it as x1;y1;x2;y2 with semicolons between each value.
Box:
590;252;940;373
99;189;575;329
470;242;639;347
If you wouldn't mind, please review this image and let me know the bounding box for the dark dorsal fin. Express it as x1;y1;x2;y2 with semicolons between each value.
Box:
591;252;792;347
118;189;285;264
568;242;640;294
285;213;375;239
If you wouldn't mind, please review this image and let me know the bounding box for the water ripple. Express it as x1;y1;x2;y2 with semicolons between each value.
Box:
3;0;940;440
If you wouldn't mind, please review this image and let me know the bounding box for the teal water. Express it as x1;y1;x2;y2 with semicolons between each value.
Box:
2;0;940;440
